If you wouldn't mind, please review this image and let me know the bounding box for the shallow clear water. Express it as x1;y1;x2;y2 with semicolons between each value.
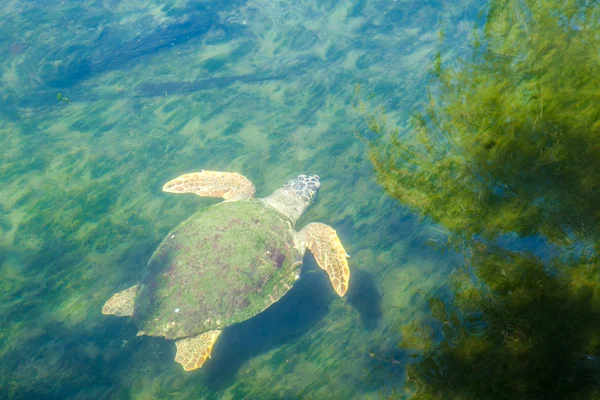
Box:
2;0;598;399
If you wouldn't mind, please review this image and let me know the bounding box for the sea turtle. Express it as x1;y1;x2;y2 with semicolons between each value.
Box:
102;170;350;371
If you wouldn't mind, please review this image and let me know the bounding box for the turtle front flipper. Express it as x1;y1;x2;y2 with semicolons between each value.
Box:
102;285;139;316
298;223;351;297
174;330;221;371
162;171;256;200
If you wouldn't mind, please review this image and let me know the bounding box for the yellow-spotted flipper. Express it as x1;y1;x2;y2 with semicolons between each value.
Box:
162;170;255;200
299;222;351;297
174;330;222;371
101;285;139;316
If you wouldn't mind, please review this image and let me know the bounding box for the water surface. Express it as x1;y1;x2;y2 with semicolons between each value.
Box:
4;0;591;399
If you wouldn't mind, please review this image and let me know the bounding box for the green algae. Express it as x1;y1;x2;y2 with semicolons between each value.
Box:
357;1;600;398
399;245;600;400
361;0;600;247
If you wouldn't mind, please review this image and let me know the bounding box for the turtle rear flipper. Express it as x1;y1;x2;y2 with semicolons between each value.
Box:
162;171;255;200
175;330;221;371
102;285;139;316
299;223;351;297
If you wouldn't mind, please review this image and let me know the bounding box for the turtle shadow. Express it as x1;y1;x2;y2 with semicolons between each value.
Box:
200;258;335;389
345;268;383;330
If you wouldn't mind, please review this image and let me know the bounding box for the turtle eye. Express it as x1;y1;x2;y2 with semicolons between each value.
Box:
306;181;319;191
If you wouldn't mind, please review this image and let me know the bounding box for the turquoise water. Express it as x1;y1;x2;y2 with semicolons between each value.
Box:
2;0;598;399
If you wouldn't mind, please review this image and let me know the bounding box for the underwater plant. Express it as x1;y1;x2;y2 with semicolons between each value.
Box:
57;93;71;104
397;244;600;400
358;1;600;397
360;0;600;246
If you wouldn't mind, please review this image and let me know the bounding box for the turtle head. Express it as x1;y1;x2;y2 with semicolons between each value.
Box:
263;174;321;223
283;174;321;205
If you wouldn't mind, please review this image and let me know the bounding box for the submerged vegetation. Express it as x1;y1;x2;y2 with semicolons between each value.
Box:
401;245;600;400
361;0;600;246
360;0;600;398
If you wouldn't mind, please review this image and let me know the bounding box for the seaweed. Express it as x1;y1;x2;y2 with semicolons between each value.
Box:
360;0;600;247
398;244;600;400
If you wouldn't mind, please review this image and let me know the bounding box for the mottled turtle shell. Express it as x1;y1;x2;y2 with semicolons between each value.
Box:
133;199;303;340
